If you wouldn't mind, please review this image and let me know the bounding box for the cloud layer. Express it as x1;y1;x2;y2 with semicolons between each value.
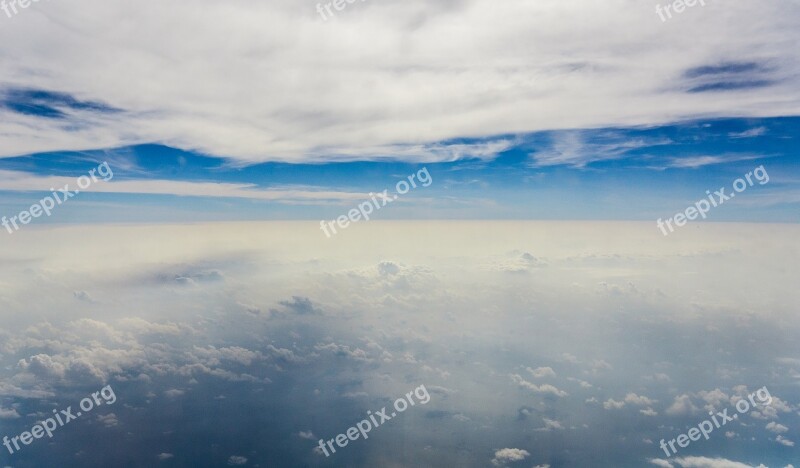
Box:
0;0;798;161
0;222;797;466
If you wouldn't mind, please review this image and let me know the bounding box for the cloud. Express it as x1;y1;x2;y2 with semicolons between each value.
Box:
603;399;625;410
650;460;675;468
157;453;174;460
729;127;767;138
491;448;530;466
529;130;670;168
0;169;368;203
510;374;567;397
640;408;658;417
697;389;729;411
537;418;564;431
0;1;798;162
603;393;655;410
666;457;769;468
0;222;798;466
314;342;371;362
0;406;20;419
662;153;766;169
227;456;248;466
665;394;698;416
776;435;795;447
765;421;788;434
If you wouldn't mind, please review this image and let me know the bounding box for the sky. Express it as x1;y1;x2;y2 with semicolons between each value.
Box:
0;0;797;226
0;117;797;225
0;0;799;467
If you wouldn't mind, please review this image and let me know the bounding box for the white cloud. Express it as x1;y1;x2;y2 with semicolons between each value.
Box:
600;392;656;410
697;389;729;411
729;127;767;138
0;170;369;203
491;448;530;466
776;435;795;447
640;408;658;417
669;457;769;468
538;418;564;431
510;374;567;397
603;399;625;410
1;1;798;162
624;393;657;406
765;421;788;433
665;394;698;416
0;406;20;419
649;460;675;468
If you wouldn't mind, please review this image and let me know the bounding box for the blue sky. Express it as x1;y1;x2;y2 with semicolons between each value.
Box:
0;115;797;224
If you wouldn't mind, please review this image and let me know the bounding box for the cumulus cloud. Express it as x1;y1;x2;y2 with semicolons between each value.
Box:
640;408;658;417
602;392;656;409
765;421;788;434
491;448;530;466
665;394;699;416
603;399;625;410
537;418;564;431
510;374;567;397
0;406;20;419
0;222;798;466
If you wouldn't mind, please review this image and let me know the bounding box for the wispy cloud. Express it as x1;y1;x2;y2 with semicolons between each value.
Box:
0;170;368;204
529;130;670;168
660;153;767;169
